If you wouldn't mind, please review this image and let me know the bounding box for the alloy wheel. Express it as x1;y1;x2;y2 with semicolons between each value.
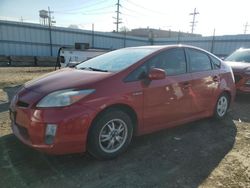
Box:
217;96;228;117
98;119;128;153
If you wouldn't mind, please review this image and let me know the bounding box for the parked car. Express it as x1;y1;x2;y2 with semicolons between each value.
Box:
224;48;250;93
9;45;235;159
58;47;108;68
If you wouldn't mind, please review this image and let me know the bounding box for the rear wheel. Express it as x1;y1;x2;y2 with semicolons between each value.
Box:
214;93;230;119
87;110;133;160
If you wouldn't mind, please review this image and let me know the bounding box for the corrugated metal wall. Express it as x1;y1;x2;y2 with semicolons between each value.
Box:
154;35;250;56
0;20;149;57
1;20;250;57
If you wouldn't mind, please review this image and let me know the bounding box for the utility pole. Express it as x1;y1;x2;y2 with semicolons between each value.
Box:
92;23;95;48
113;0;122;32
48;6;53;56
211;28;216;53
149;29;154;45
190;8;199;34
123;29;127;47
177;30;181;44
244;22;250;34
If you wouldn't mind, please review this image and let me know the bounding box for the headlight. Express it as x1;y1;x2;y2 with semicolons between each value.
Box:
36;89;95;107
245;67;250;75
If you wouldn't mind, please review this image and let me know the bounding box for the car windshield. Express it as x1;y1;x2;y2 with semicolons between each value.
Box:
225;50;250;63
76;48;157;72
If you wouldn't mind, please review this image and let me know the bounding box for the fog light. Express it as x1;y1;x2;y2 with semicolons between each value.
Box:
45;124;57;145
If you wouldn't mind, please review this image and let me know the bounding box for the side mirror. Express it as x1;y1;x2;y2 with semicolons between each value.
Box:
148;68;166;80
59;56;65;63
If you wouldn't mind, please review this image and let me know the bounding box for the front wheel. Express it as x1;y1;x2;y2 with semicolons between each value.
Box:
87;110;133;160
214;93;230;119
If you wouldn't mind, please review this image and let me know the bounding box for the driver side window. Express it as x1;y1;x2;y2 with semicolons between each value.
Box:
147;48;187;76
124;48;187;82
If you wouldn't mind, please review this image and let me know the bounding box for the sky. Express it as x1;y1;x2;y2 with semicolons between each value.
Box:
1;0;250;36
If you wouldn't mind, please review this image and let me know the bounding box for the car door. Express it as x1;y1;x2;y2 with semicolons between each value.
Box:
142;48;194;132
185;48;220;114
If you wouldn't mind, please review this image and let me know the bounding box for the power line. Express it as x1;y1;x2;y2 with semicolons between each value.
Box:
124;0;168;15
83;11;113;15
55;5;113;15
122;6;150;17
58;11;113;16
121;12;138;17
54;0;112;13
81;5;114;13
122;6;135;13
189;8;199;34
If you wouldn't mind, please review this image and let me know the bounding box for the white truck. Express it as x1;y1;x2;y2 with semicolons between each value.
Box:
57;46;108;68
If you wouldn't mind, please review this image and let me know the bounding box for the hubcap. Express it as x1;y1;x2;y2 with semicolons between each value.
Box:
217;96;228;117
99;119;128;153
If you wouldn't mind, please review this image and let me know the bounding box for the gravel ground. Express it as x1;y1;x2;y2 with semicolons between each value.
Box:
0;67;249;188
0;67;54;136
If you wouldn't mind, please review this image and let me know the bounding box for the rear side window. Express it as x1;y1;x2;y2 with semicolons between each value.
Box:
187;48;212;72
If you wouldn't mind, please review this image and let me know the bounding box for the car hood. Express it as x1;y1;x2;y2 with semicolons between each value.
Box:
24;68;113;93
225;61;250;73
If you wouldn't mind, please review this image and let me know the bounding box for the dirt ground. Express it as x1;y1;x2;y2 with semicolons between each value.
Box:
0;67;249;188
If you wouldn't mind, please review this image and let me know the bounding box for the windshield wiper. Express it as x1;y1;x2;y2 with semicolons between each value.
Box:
77;67;108;72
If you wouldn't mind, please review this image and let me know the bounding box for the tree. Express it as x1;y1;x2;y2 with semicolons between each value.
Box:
68;24;79;29
119;26;130;33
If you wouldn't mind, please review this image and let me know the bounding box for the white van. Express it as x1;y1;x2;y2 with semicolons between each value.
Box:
58;47;108;68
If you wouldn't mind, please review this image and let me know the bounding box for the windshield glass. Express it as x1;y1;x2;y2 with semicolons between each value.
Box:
76;48;157;72
225;50;250;63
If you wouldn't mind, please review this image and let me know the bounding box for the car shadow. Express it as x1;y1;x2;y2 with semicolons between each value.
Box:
0;116;236;188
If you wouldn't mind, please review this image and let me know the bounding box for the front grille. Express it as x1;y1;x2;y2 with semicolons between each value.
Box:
234;74;242;84
17;100;29;108
16;124;29;140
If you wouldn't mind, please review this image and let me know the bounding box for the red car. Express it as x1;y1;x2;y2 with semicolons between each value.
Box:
10;45;235;159
224;48;250;93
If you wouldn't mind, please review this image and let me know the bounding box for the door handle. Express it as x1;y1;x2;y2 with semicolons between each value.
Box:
182;82;191;89
213;76;220;82
132;91;143;96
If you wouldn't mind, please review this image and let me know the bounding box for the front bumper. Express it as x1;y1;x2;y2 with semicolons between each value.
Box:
10;103;92;155
234;73;250;93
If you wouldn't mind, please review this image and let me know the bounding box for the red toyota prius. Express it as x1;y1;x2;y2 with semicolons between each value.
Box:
9;45;235;159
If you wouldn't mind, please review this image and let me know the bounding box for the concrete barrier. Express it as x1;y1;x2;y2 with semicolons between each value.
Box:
10;56;35;66
0;56;57;67
0;55;10;66
36;56;57;67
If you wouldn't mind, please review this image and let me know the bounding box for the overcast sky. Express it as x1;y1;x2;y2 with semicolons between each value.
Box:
1;0;250;36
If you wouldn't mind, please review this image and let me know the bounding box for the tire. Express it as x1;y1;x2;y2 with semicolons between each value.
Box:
214;93;230;120
87;110;133;160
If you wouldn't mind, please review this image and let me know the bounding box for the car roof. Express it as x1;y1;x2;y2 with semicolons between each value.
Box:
126;44;204;51
124;44;218;58
236;48;250;52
